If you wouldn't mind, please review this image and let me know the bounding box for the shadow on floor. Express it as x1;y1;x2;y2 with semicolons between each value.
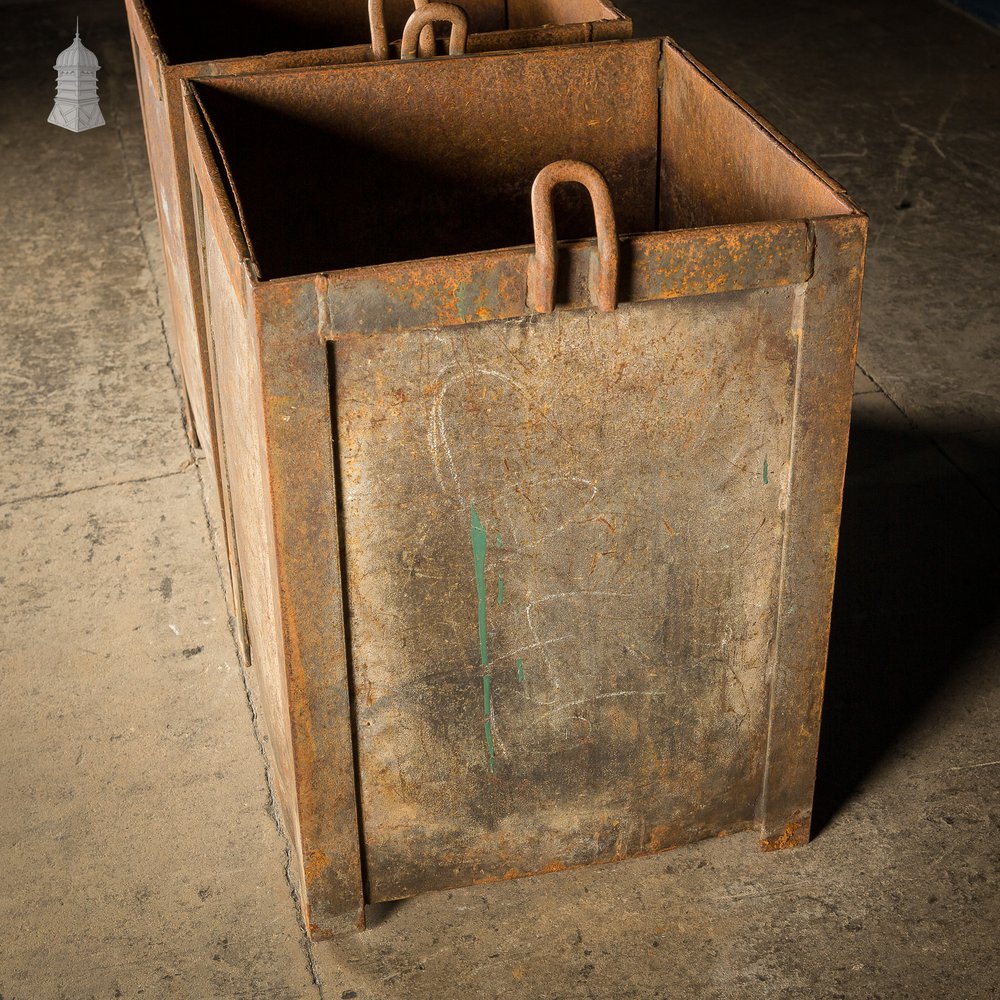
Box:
813;410;1000;834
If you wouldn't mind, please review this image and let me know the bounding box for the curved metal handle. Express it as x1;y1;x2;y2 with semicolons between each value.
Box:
530;160;619;314
401;3;468;59
412;0;440;58
368;0;391;60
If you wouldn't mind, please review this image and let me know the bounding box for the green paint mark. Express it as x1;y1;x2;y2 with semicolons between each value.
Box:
495;533;503;548
484;718;495;771
763;457;769;485
456;280;478;320
516;659;525;682
498;576;505;605
470;504;488;668
483;675;495;771
471;504;494;772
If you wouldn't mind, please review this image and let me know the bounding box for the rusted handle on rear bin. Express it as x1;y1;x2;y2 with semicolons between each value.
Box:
530;160;619;314
412;0;442;59
368;0;391;60
401;3;468;59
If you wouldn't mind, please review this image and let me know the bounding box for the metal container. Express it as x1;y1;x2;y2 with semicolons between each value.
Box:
124;0;631;625
183;37;866;938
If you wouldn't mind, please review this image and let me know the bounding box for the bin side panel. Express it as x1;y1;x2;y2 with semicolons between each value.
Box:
336;285;802;901
189;102;365;935
188;171;252;667
660;40;852;231
125;1;223;511
143;0;505;64
758;214;868;849
196;212;302;855
254;280;365;936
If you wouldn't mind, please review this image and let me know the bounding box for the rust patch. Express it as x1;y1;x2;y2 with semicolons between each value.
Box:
760;813;811;852
305;849;331;884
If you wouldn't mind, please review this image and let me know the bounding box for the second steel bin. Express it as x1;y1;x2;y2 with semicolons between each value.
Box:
183;38;866;937
125;0;631;628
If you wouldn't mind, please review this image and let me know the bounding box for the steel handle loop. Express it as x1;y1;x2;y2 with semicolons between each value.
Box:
530;160;619;314
412;0;440;58
401;3;469;59
368;0;390;60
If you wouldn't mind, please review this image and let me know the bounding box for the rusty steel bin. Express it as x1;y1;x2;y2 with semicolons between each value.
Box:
183;37;866;938
124;0;631;623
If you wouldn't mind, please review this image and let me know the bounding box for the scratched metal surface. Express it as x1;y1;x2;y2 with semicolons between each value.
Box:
335;286;799;901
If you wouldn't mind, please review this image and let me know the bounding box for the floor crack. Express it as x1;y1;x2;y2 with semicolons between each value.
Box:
1;468;189;508
856;360;1000;514
106;61;325;998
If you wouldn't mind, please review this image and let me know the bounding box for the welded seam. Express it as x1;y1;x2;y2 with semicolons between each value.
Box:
109;64;325;996
325;341;372;910
654;40;665;232
757;282;808;832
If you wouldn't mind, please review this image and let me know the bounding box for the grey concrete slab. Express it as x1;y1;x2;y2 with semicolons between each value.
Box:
0;0;190;503
0;474;318;999
629;0;1000;505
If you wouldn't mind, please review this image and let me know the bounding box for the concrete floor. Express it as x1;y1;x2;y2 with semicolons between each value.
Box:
1;1;997;997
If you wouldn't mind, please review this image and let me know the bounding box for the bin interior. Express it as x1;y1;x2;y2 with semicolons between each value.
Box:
144;0;617;66
192;39;853;282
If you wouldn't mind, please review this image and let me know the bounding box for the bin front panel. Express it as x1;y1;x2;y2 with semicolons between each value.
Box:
334;283;801;901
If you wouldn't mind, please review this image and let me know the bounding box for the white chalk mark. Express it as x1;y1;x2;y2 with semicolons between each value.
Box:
621;641;653;664
525;591;635;687
492;634;573;662
535;689;668;721
427;364;527;506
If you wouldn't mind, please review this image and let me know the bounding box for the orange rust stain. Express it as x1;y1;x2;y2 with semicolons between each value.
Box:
761;815;810;853
662;519;675;536
472;873;505;886
304;849;330;885
645;825;676;853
